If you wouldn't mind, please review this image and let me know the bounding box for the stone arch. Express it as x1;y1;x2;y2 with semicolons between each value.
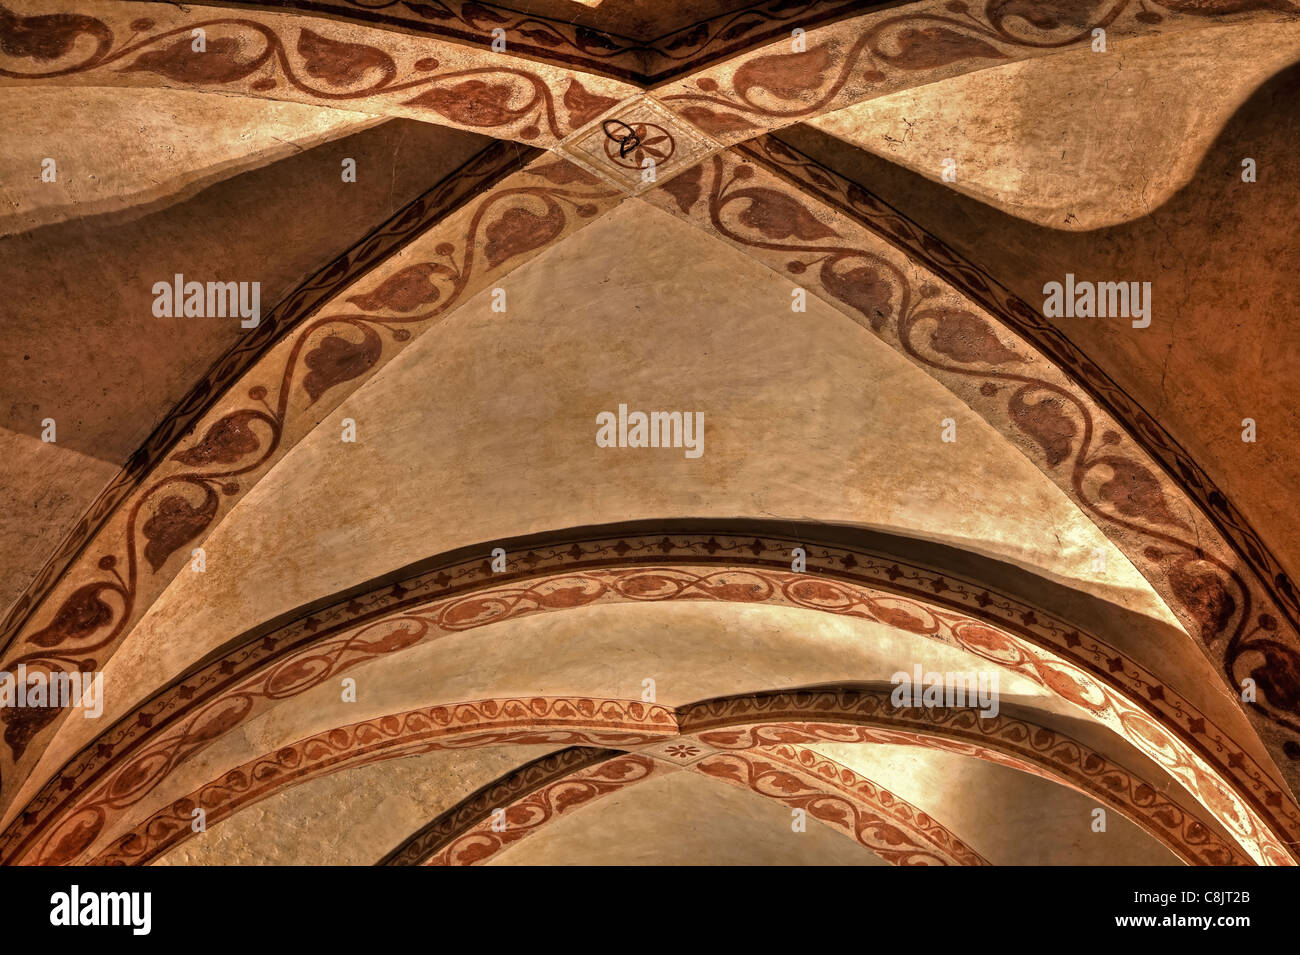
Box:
73;689;1245;866
4;525;1294;866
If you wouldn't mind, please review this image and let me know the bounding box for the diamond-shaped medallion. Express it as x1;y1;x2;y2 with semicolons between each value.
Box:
627;736;721;766
557;95;720;195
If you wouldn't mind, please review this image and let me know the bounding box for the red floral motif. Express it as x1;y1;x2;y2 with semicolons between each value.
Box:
295;28;395;86
873;26;1008;70
562;77;618;127
25;583;116;649
820;258;898;331
1009;388;1078;468
141;486;220;573
602;121;676;170
663;743;700;759
733;44;835;101
346;263;451;313
301;324;384;403
406;79;521;126
675;105;757;137
483;204;565;268
734;187;838;241
1093;456;1190;532
927;310;1021;366
0;5;111;66
1168;556;1239;643
125;35;267;84
527;159;598;186
171;411;264;468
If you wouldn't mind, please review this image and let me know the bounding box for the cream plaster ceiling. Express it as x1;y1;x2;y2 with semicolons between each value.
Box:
0;89;383;237
101;201;1179;698
27;199;1215;794
0;117;490;617
2;0;1298;870
781;58;1300;585
808;23;1300;231
809;743;1179;865
490;770;889;866
157;744;561;866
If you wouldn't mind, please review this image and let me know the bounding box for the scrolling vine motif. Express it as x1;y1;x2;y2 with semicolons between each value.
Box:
377;747;626;867
694;744;989;865
93;726;663;866
232;0;648;78
400;740;989;866
0;158;621;771
658;0;1300;138
684;691;1248;865
5;542;1295;867
0;4;629;140
420;752;659;866
644;147;1300;778
50;690;1257;866
117;0;882;83
0;143;532;661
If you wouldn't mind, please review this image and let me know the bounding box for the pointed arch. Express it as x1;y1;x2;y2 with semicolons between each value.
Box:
0;0;639;142
639;138;1300;797
0;148;627;811
3;524;1293;866
64;689;1246;866
380;742;991;867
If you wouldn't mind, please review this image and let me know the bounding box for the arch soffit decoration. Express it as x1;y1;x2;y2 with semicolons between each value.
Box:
380;742;992;867
635;138;1300;798
3;527;1297;867
98;740;995;867
0;145;628;806
65;689;1249;867
2;0;1291;126
1;0;1299;845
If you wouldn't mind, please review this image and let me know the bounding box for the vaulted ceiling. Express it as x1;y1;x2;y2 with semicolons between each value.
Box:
1;0;1298;867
